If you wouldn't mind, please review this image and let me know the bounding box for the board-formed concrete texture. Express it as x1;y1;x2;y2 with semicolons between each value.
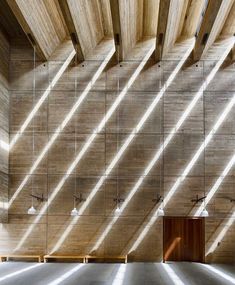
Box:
0;0;235;267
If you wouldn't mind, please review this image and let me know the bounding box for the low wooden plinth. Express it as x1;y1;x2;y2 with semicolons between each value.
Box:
85;255;127;263
43;255;86;263
0;255;42;262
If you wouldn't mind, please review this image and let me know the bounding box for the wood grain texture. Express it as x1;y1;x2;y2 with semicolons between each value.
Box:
57;0;85;62
143;0;160;37
7;0;67;59
156;0;187;60
181;0;206;39
67;0;108;58
163;217;205;262
194;0;234;60
220;0;235;61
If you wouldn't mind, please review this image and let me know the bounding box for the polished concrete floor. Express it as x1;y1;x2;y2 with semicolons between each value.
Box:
0;262;234;285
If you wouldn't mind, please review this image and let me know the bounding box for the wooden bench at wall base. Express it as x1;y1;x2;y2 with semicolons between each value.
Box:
43;255;86;263
85;255;127;264
0;255;43;262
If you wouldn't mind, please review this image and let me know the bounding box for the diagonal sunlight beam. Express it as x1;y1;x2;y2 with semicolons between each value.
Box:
0;263;43;282
112;264;127;285
89;38;234;253
188;152;235;253
200;264;235;284
47;264;85;285
14;42;156;252
0;140;9;152
8;45;115;209
206;207;235;256
193;152;235;216
50;39;196;254
122;38;235;253
10;48;76;149
161;263;185;285
164;237;181;261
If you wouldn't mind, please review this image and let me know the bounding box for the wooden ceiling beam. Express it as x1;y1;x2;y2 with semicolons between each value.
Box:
221;1;235;63
143;0;160;38
194;0;234;61
6;0;46;60
181;0;206;39
220;1;235;61
63;0;106;59
109;0;125;61
58;0;84;62
7;0;67;60
155;0;187;61
110;0;148;61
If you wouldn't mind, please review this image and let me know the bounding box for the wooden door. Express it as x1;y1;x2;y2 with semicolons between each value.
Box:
163;217;205;262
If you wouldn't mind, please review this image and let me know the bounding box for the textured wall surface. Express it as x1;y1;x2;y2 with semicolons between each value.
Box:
0;30;9;223
0;37;235;264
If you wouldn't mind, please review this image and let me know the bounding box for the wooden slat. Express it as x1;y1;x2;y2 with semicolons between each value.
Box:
220;1;235;60
194;0;234;60
220;1;235;37
176;0;189;39
181;0;206;39
110;0;150;61
65;0;106;58
99;0;113;38
58;0;84;62
143;0;160;37
109;0;124;60
7;0;67;60
156;0;187;61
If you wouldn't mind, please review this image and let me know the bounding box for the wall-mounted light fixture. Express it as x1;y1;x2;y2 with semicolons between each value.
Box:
152;194;163;204
113;197;124;214
191;195;209;217
70;193;86;216
27;193;47;215
152;195;165;216
201;208;209;217
191;195;207;204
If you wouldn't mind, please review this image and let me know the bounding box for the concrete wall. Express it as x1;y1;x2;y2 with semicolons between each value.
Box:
0;38;235;263
0;30;9;223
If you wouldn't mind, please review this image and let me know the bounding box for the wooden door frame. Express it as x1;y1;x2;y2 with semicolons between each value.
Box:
163;216;205;263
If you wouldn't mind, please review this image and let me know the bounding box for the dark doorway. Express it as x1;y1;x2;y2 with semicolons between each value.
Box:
163;217;205;262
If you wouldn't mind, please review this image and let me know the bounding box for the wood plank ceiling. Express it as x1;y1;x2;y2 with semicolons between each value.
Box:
1;0;235;62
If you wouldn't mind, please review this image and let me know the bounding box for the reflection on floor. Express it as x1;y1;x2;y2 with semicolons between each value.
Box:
0;262;234;285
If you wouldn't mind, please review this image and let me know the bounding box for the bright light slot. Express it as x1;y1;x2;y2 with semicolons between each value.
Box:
15;42;155;252
112;264;127;285
51;39;195;254
194;152;235;216
47;264;84;285
8;46;115;209
161;263;185;285
0;140;9;152
0;263;42;282
10;49;76;149
206;209;235;255
201;264;235;284
0;201;8;210
127;38;234;253
92;38;234;252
